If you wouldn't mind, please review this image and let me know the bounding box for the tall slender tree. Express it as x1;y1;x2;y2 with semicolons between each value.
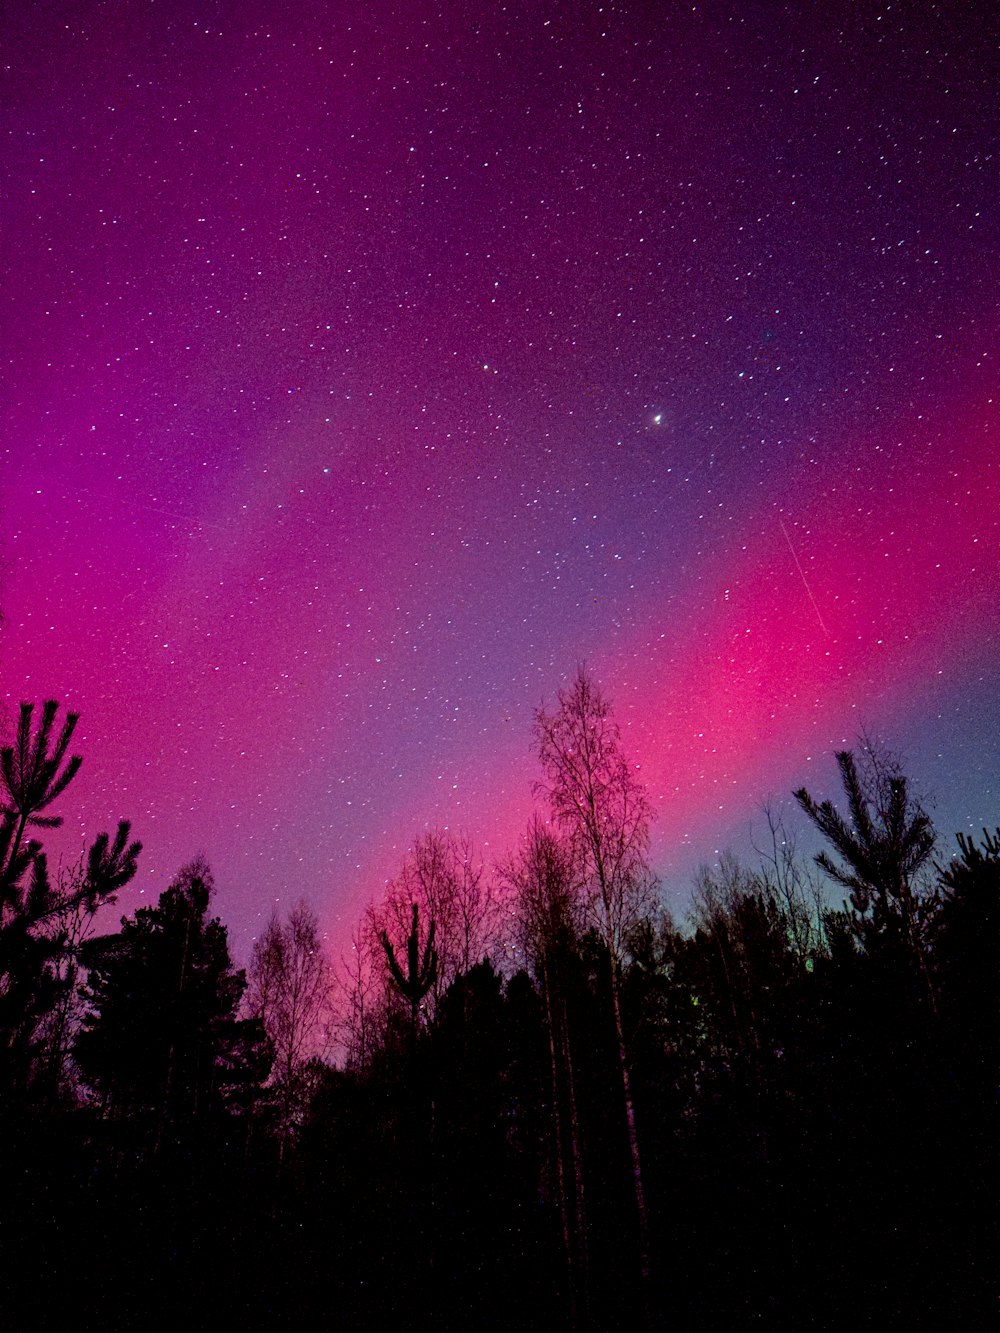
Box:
503;816;589;1322
336;910;383;1070
534;666;657;1291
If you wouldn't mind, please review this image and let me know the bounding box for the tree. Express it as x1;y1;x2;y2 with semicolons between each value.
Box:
931;828;999;1088
689;855;798;1068
794;745;935;981
76;860;268;1156
933;827;999;993
335;910;384;1070
380;902;437;1034
0;701;82;860
247;900;334;1145
357;830;503;1052
502;816;589;1321
0;701;140;1108
685;854;812;1164
380;830;502;1004
534;666;657;1290
752;800;825;963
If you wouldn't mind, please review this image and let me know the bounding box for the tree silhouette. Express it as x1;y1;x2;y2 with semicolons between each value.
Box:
378;831;502;1008
380;902;437;1033
77;860;268;1155
336;911;384;1070
502;816;589;1319
932;827;999;1088
248;900;334;1147
534;666;657;1294
794;746;934;963
0;702;140;1106
1;702;82;859
934;827;1000;960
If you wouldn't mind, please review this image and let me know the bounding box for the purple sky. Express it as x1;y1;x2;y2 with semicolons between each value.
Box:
3;1;997;963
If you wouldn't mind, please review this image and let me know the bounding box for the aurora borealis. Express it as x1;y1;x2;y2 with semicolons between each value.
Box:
3;1;997;958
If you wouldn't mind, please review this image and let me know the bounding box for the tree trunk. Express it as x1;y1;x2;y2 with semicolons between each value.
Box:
543;960;574;1289
560;989;589;1316
544;952;589;1325
608;959;650;1292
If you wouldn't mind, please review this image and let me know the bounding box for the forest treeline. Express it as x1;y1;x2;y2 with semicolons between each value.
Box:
0;674;995;1331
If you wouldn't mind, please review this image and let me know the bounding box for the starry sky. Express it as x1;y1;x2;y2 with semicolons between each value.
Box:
3;1;997;961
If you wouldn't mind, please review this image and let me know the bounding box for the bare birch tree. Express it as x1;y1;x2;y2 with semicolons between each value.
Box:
501;815;589;1322
247;900;334;1145
534;666;657;1290
378;830;503;1008
336;910;384;1070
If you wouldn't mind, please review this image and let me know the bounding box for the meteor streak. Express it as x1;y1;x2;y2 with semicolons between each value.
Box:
780;518;830;638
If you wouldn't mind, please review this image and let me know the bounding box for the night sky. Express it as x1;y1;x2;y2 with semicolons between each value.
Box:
3;1;997;961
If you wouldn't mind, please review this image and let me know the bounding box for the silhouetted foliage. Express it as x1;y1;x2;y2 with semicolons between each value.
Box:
535;666;657;1296
502;817;590;1320
795;745;934;959
1;701;82;845
380;900;438;1032
76;859;269;1158
932;827;999;1102
2;693;994;1332
247;900;334;1148
933;826;999;1015
381;830;502;1006
0;701;140;1111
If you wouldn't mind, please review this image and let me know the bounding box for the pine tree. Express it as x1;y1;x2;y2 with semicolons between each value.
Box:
794;747;933;942
0;702;82;858
0;701;140;1107
794;746;935;1004
932;828;999;1085
77;860;268;1155
380;902;437;1033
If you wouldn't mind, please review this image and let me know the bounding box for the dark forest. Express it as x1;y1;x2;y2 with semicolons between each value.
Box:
0;675;995;1331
